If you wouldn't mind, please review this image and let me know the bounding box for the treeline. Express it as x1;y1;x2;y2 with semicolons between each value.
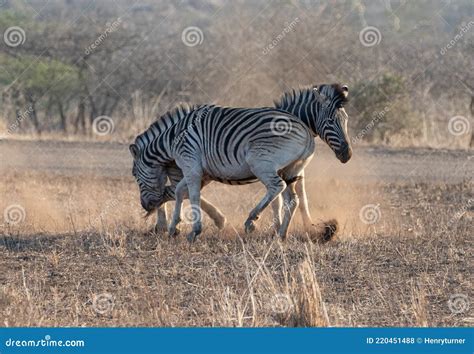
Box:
0;0;472;147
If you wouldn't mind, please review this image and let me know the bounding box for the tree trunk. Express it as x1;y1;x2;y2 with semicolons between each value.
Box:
74;98;86;134
25;93;41;135
57;100;67;133
470;96;473;148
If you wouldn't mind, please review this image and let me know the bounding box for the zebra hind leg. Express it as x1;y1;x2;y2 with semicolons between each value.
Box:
185;175;203;243
270;195;282;235
168;179;187;237
295;177;313;230
244;173;286;234
201;197;226;230
279;181;299;239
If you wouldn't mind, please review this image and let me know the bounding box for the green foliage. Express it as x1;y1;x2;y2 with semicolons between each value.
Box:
0;56;79;99
350;73;421;143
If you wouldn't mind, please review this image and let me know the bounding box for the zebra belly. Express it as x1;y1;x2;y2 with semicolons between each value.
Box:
202;159;257;184
211;176;260;185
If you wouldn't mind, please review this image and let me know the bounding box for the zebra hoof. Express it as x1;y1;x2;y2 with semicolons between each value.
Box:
187;232;199;243
168;227;181;238
214;216;226;230
244;220;256;234
153;224;168;234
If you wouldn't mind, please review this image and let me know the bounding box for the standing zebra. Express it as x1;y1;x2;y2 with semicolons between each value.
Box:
144;84;351;234
130;84;351;242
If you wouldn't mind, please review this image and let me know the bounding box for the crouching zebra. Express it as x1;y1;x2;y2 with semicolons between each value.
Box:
130;84;352;242
128;105;227;234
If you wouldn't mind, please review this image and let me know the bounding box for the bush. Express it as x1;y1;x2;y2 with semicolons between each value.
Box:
350;73;421;144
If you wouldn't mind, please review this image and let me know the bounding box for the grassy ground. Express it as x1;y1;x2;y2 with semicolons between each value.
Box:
0;170;472;327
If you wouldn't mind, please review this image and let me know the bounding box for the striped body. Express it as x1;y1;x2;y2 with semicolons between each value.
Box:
166;106;313;183
130;83;352;241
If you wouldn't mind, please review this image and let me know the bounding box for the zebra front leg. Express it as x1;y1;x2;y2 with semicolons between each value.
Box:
154;204;168;233
279;182;299;239
244;174;286;234
168;179;187;237
295;175;313;230
185;174;203;243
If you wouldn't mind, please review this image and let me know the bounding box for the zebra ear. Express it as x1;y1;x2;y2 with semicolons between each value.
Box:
341;85;349;97
129;144;139;159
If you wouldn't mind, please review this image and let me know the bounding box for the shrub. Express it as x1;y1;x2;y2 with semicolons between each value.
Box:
350;73;421;144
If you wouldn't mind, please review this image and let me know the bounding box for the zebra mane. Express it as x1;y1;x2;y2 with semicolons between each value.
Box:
274;85;314;107
134;104;196;147
275;83;349;107
156;104;195;123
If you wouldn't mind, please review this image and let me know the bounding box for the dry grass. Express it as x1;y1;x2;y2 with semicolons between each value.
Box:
0;170;472;327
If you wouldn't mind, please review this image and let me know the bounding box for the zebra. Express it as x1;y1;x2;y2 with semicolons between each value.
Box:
128;105;227;233
130;83;351;242
146;84;351;235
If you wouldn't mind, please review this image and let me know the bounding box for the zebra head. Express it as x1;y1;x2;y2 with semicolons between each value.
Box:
129;143;168;213
276;83;352;163
313;84;352;163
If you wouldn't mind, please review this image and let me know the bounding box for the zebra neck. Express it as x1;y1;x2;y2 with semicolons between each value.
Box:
142;130;174;165
275;98;320;137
